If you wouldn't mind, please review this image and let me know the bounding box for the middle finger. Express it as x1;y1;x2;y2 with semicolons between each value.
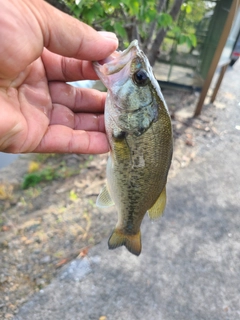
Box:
49;82;106;113
50;104;105;132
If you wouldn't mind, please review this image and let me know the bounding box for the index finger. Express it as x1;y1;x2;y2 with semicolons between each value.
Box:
42;49;99;81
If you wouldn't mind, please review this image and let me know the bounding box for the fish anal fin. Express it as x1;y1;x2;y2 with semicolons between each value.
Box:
96;185;114;208
108;229;141;256
148;186;167;220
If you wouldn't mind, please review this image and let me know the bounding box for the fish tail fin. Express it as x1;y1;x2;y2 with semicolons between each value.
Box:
108;228;141;256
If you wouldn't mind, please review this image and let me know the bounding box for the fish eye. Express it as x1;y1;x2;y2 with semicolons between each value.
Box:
133;69;149;86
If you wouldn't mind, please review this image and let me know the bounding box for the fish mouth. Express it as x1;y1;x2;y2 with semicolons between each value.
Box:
93;40;140;76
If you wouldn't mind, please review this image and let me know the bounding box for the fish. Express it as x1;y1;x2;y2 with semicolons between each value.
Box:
93;40;173;256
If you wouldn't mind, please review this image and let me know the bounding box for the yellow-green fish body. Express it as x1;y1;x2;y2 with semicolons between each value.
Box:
93;40;173;256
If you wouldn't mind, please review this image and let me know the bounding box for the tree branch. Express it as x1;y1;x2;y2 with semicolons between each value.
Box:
147;0;184;66
143;0;167;51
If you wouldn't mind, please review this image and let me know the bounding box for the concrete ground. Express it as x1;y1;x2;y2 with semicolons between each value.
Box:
14;63;240;320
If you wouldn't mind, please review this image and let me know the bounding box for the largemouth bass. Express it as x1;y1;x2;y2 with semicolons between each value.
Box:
93;40;173;256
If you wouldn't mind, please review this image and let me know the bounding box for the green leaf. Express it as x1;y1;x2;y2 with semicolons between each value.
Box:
81;1;104;24
177;33;197;48
128;0;140;16
110;0;121;6
189;34;197;47
114;22;127;38
157;13;173;28
171;25;181;36
121;0;130;7
181;3;192;14
185;4;192;14
72;5;82;17
66;3;82;17
178;34;187;45
186;37;193;48
144;8;157;23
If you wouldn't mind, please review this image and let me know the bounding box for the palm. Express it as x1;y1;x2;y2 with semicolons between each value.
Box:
0;52;109;154
0;57;50;152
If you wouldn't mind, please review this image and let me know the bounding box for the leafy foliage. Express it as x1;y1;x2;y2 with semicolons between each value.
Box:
22;158;78;189
63;0;210;65
22;167;58;189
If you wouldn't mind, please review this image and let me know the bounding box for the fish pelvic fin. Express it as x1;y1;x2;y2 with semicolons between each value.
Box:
108;229;141;256
96;185;114;208
148;186;167;220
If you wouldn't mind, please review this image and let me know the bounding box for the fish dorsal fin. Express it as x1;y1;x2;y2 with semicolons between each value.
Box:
148;186;166;219
96;185;114;208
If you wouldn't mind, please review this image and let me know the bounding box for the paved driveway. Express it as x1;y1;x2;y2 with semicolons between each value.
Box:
14;63;240;320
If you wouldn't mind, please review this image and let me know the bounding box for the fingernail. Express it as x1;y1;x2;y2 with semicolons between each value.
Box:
98;31;118;41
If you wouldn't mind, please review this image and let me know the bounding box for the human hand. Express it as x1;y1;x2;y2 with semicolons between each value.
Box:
0;0;118;154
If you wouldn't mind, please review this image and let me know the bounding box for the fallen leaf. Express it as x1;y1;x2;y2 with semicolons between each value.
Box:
99;316;107;320
79;247;89;258
0;183;13;200
28;161;40;173
1;225;11;232
225;92;235;100
185;134;194;146
69;189;78;201
55;258;69;268
215;101;226;109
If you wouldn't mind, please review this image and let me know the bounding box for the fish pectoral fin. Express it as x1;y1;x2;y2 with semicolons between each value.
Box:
96;185;114;208
108;229;141;256
148;186;167;220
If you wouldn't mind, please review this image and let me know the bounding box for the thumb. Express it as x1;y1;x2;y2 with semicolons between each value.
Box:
0;0;118;78
35;0;119;60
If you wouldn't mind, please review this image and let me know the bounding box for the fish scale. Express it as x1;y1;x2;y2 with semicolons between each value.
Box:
93;40;173;256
